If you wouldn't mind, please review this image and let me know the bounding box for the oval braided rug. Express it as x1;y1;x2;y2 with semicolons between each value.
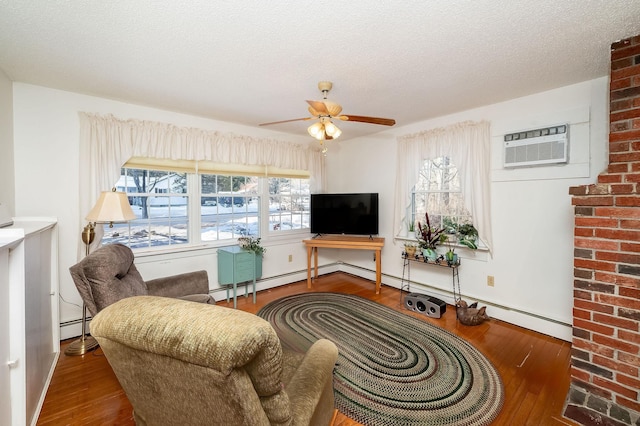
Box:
258;292;504;426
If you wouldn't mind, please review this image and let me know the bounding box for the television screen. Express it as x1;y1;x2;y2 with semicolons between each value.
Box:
310;193;379;236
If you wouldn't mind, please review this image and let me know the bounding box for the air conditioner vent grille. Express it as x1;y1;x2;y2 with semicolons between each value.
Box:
504;124;568;168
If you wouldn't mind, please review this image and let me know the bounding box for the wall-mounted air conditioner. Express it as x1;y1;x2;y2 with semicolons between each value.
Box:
503;124;568;168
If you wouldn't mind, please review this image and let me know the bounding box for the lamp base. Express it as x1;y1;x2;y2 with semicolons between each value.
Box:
64;335;99;356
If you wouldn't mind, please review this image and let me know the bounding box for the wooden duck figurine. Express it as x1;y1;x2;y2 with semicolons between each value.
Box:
456;299;489;326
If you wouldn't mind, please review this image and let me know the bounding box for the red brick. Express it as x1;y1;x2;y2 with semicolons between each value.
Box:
611;40;640;61
593;312;639;332
574;258;617;272
574;289;593;300
592;376;638;400
620;219;640;229
574;318;615;336
574;299;615;314
611;99;633;112
612;119;631;132
574;227;594;237
573;338;615;358
632;141;640;150
595;271;640;287
620;286;640;299
615;196;640;206
610;106;640;122
611;58;633;71
610;152;640;163
570;366;592;382
610;63;640;81
611;77;632;91
595;207;640;219
575;217;619;228
618;330;640;345
633;118;640;129
624;173;640;183
572;196;614;206
593;353;639;376
597;294;640;311
595;228;640;243
575;238;618;251
595;251;640;264
609;141;630;152
608;163;629;174
610;183;635;194
573;307;591;320
619;352;640;367
593;333;638;354
616;395;640;414
620;242;640;253
569;185;587;195
616;373;640;391
599;174;623;184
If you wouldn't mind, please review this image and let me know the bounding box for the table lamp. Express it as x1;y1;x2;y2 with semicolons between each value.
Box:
65;188;136;356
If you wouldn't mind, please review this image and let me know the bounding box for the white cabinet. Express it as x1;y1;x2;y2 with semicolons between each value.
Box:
0;218;59;426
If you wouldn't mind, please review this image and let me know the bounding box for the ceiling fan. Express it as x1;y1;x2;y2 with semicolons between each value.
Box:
259;81;395;151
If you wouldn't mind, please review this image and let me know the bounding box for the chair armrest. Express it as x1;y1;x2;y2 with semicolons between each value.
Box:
146;270;209;298
285;339;339;425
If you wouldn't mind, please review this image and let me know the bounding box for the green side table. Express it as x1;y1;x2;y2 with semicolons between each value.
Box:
217;245;262;309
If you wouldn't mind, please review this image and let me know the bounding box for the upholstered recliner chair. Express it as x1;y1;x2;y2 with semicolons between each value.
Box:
91;296;339;426
69;243;214;317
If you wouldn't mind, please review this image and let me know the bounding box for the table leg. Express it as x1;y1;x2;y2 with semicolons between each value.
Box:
313;247;318;279
233;282;237;309
306;246;313;289
375;249;382;294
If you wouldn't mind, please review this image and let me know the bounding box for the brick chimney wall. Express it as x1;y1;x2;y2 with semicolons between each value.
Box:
564;35;640;426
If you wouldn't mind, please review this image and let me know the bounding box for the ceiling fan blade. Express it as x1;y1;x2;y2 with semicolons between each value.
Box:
306;100;329;115
338;115;396;126
259;117;312;126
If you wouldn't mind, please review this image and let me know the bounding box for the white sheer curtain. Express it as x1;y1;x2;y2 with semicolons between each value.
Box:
78;112;325;254
393;120;493;254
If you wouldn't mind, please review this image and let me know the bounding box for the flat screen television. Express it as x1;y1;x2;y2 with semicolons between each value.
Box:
310;193;379;236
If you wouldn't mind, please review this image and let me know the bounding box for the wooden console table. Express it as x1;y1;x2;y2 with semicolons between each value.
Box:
303;235;385;294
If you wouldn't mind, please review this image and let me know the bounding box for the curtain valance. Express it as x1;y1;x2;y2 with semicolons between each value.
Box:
78;112;325;255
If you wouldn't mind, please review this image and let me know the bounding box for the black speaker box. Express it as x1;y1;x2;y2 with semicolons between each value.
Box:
404;293;446;318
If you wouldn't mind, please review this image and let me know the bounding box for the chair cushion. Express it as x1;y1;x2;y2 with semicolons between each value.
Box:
71;244;148;315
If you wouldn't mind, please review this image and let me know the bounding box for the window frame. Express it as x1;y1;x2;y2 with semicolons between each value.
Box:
100;166;311;252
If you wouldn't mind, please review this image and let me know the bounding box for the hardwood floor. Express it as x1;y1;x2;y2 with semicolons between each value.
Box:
38;272;577;425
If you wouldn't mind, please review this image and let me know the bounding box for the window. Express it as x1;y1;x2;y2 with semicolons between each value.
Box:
200;173;259;241
101;167;310;249
268;178;310;232
411;156;472;233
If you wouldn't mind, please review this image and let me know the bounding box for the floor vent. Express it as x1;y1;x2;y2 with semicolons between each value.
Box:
503;124;568;168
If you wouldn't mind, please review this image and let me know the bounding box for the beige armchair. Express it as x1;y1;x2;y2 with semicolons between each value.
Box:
69;243;214;317
91;296;339;426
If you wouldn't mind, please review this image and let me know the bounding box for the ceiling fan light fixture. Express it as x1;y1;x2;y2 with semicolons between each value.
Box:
324;121;341;138
308;121;325;140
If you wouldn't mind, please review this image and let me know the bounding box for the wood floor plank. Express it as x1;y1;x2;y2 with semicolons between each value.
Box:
37;272;577;425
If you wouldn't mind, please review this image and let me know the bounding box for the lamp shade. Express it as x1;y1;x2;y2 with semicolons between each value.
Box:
86;190;136;223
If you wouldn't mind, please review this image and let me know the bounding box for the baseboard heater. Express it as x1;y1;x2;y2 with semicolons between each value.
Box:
503;124;568;168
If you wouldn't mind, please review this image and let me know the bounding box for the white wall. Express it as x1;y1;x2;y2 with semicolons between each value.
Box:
324;77;609;340
12;77;609;341
11;83;315;339
0;68;15;215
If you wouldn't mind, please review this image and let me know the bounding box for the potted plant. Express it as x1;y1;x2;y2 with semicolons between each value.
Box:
404;242;417;258
440;234;458;265
237;236;266;256
457;223;479;250
416;212;445;261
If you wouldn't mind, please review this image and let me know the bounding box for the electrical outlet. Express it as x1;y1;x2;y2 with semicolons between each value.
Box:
487;275;495;287
288;254;293;262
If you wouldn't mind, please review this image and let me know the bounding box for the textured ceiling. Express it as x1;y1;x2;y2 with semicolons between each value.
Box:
1;1;640;141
